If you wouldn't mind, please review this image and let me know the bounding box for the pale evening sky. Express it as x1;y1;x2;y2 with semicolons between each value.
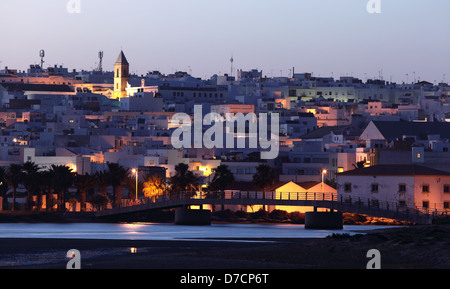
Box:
0;0;449;83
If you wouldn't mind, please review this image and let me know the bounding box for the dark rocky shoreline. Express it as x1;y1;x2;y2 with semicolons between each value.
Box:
0;209;417;226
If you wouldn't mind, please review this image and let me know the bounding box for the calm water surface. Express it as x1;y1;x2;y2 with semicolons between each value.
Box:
0;223;397;267
0;222;393;241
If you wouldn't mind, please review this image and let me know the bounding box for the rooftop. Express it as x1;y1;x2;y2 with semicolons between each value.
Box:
115;50;129;65
371;121;450;140
337;164;450;176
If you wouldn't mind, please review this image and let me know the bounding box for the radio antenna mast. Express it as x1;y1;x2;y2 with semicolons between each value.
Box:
39;50;45;68
230;54;234;77
97;51;104;72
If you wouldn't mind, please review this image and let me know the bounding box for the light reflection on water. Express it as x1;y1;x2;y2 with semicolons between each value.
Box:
0;223;397;267
0;222;393;241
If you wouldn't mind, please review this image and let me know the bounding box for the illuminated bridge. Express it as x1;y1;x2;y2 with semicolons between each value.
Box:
94;192;439;225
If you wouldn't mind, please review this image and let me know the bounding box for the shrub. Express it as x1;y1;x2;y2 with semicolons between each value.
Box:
250;208;270;220
235;210;249;219
288;211;305;224
213;209;237;220
268;209;289;220
90;194;109;211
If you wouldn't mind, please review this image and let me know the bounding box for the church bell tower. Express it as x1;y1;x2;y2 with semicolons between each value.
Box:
113;50;129;100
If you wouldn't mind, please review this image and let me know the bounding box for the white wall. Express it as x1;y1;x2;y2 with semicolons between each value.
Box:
338;174;450;211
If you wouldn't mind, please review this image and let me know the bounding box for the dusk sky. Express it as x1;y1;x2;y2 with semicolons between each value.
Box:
1;0;449;83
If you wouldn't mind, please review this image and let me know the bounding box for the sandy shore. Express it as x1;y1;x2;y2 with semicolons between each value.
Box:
0;224;449;270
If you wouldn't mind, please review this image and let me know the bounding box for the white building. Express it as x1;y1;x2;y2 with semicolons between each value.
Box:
120;91;163;112
337;164;450;212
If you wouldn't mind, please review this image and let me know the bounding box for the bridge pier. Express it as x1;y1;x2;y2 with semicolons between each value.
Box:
305;210;343;230
175;208;211;226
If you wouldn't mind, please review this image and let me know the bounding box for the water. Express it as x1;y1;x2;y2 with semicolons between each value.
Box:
0;222;392;241
0;223;395;267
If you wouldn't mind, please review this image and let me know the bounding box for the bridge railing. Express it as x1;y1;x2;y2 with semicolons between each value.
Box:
115;191;338;208
338;195;450;219
112;191;449;219
223;191;338;201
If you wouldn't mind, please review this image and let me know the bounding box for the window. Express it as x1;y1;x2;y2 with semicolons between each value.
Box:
422;201;429;209
398;200;406;208
344;183;352;192
444;185;450;193
399;184;406;193
422;185;429;193
444;201;450;210
371;183;379;193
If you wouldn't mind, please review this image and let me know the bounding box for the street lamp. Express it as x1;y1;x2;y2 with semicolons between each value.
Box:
132;168;138;200
321;169;327;195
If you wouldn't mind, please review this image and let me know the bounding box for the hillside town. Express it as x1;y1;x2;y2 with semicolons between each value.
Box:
1;50;450;215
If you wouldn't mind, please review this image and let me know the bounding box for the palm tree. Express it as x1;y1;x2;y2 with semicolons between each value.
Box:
142;174;166;199
49;165;75;212
5;164;23;211
41;170;56;211
208;164;234;199
253;164;277;210
0;167;9;210
106;163;129;206
74;173;96;212
168;163;199;198
22;161;40;210
95;170;109;197
34;171;47;211
124;174;140;200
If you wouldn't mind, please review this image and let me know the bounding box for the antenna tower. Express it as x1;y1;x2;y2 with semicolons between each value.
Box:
98;51;104;72
230;54;234;77
39;50;45;68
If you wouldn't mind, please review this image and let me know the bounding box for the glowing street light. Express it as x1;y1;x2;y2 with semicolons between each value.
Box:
132;168;138;200
321;169;328;195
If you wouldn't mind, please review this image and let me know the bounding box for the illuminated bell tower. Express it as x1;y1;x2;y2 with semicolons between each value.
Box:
113;50;129;100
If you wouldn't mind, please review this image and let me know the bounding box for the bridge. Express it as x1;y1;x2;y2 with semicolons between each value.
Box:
94;192;444;225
